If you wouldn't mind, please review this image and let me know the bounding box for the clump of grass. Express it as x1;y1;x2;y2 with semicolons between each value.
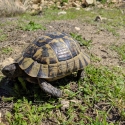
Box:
6;97;54;125
19;21;46;31
0;34;7;42
90;54;101;62
70;32;92;46
2;47;12;54
0;29;7;42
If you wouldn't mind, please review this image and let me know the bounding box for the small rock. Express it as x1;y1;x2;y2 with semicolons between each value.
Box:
49;26;53;28
56;2;60;6
61;99;69;110
76;7;80;10
75;27;80;31
1;58;14;67
32;4;39;10
95;15;108;22
58;11;67;15
85;0;94;5
72;2;80;7
63;2;68;6
96;2;103;8
57;6;62;9
95;15;102;22
70;99;82;104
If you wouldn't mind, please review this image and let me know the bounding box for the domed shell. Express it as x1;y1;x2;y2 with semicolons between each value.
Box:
16;32;90;81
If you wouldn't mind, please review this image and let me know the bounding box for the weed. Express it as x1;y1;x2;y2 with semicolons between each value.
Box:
70;32;92;46
2;47;13;54
0;30;7;42
91;54;101;62
6;97;59;125
0;34;7;42
19;21;46;31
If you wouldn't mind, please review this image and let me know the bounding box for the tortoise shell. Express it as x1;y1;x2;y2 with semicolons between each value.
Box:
16;32;90;81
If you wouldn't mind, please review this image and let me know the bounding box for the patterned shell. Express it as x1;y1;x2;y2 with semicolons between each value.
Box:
16;32;90;80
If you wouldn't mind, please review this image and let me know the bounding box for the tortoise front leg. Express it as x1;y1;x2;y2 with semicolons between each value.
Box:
76;70;84;81
38;79;62;98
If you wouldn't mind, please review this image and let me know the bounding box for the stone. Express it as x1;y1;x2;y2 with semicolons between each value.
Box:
56;2;60;6
72;2;80;7
32;4;39;10
75;27;80;31
95;15;108;22
61;99;69;110
58;11;67;15
76;7;80;10
1;58;14;68
57;6;62;9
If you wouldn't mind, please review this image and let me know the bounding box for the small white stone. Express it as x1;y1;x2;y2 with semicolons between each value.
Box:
61;99;69;110
58;11;67;15
49;26;53;28
75;27;80;31
76;7;80;10
32;4;39;10
70;99;82;104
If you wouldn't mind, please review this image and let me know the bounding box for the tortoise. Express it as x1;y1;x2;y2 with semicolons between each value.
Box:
2;32;90;98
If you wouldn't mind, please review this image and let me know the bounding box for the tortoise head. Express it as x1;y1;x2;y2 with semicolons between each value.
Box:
2;63;19;78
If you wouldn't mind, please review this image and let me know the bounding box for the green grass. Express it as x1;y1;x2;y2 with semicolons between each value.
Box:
18;8;97;23
110;44;125;62
18;21;46;31
0;34;7;42
6;98;60;125
3;65;125;124
70;32;92;47
0;29;7;42
2;47;13;54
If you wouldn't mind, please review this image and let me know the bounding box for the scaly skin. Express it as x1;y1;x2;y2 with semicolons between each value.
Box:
38;79;62;98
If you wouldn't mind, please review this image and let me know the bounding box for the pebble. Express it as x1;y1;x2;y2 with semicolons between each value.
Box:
76;7;80;10
75;27;80;31
49;26;53;28
61;99;69;110
58;11;67;15
1;57;14;67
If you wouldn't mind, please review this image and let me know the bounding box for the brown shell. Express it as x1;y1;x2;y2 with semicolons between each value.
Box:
16;32;90;81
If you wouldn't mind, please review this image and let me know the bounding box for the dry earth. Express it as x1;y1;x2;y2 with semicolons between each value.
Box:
0;18;125;67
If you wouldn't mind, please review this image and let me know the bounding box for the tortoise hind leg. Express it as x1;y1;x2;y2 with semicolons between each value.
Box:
38;79;62;98
76;70;84;81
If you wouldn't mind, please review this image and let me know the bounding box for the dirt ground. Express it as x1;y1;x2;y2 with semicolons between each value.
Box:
0;15;125;124
0;18;125;68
